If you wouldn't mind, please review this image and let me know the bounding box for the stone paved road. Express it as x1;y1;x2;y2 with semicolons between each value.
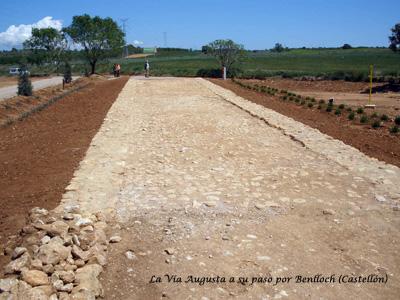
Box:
60;77;400;299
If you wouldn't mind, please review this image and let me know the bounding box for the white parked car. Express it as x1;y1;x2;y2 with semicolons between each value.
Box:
9;67;30;75
9;67;20;75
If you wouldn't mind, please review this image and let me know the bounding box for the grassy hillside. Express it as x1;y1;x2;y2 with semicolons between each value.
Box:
1;48;399;81
111;48;400;80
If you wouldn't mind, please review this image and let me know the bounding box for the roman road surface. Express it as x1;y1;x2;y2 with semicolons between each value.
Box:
58;77;400;299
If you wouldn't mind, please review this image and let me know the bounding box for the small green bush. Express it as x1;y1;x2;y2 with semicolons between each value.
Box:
371;112;378;118
64;62;72;84
360;115;368;123
338;104;345;109
348;112;355;120
346;107;353;112
371;120;381;129
380;114;389;121
301;100;306;105
17;69;33;96
356;107;364;114
319;99;325;104
335;108;341;115
307;103;313;108
295;98;300;103
390;125;399;133
317;104;322;109
395;116;400;125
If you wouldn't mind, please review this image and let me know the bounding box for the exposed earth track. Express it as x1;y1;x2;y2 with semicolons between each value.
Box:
0;76;129;272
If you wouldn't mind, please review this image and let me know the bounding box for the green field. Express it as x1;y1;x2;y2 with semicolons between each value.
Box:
1;48;399;81
111;48;400;80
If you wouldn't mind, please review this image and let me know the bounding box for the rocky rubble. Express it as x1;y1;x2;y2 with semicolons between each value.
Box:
0;206;114;299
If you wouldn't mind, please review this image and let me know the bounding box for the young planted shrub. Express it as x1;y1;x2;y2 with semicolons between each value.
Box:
348;112;355;120
317;104;322;110
338;104;345;109
300;100;306;105
356;107;364;114
17;69;33;96
371;120;381;129
307;102;313;108
319;99;325;104
64;62;72;83
395;116;400;125
346;107;353;112
390;125;399;133
371;112;378;118
360;115;368;123
335;108;341;115
380;114;389;121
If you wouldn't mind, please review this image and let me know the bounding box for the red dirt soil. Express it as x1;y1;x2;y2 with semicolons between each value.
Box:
252;78;381;93
210;79;400;168
0;76;128;268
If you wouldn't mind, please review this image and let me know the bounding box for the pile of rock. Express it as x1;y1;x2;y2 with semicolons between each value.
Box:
0;205;113;300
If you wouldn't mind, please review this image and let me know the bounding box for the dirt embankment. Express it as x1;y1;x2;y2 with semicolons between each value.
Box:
210;79;400;168
0;76;128;269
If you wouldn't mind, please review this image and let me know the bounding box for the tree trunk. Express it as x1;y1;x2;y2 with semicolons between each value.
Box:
90;61;97;74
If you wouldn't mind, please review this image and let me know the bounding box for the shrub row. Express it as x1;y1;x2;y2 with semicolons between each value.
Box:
231;78;400;134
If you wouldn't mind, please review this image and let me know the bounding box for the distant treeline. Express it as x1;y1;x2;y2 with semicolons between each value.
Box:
0;48;120;65
0;46;203;65
1;45;390;65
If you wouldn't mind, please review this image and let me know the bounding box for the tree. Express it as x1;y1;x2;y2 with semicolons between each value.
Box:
63;14;124;74
206;39;244;74
342;43;352;49
389;23;400;52
201;45;211;54
271;43;284;52
17;66;32;96
23;28;67;66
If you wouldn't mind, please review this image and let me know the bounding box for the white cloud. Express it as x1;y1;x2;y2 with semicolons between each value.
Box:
0;16;62;49
133;40;143;45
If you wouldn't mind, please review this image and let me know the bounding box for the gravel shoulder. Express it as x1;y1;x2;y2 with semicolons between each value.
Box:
57;77;399;299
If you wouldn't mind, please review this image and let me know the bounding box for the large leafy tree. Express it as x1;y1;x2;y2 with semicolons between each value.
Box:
207;39;244;74
389;23;400;52
64;14;124;74
23;27;67;66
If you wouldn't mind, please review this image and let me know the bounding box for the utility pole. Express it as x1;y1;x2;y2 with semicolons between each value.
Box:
121;18;129;58
163;32;167;48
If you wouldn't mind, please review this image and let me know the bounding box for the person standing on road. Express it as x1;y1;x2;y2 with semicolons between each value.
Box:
113;64;117;77
144;60;150;78
115;64;121;77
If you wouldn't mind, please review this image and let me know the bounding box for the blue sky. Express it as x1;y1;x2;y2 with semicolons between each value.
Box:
0;0;399;50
